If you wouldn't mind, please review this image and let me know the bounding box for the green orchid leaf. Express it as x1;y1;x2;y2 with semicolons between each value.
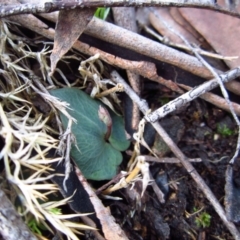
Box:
94;7;110;20
109;113;130;151
50;88;129;180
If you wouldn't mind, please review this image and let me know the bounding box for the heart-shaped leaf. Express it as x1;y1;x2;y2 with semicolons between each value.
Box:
50;88;130;180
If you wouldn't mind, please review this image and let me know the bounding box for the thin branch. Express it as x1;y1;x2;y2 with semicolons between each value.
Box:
1;1;240;18
86;17;213;79
144;68;240;123
110;70;240;239
179;83;240;116
7;13;183;93
140;23;239;61
75;168;128;240
7;11;236;89
113;7;141;130
149;172;165;203
142;156;202;163
85;18;240;94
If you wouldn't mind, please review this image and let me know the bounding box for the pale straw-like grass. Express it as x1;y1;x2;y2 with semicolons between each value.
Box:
0;19;94;239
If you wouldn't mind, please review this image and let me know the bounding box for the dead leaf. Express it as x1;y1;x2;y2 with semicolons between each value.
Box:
149;8;200;45
50;8;95;74
179;0;240;69
170;8;203;41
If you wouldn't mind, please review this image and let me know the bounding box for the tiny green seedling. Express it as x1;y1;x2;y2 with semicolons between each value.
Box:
194;209;211;228
158;97;170;105
27;218;47;236
216;124;234;137
94;8;110;20
49;207;62;215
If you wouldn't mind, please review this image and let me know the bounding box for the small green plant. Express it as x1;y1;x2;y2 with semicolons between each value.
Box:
49;207;62;215
27;218;47;236
194;211;211;228
50;88;130;180
216;124;234;137
158;97;170;105
26;207;62;235
94;8;110;20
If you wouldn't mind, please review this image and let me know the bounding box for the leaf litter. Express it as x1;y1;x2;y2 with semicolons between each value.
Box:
1;0;240;239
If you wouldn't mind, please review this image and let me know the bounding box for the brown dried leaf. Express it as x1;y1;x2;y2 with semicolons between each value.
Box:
149;8;200;45
50;8;95;74
179;0;240;69
169;8;202;41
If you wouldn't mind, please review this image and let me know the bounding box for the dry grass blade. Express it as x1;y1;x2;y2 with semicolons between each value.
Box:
0;18;93;239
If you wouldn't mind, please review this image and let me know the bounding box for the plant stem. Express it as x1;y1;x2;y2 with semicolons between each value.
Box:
1;0;240;18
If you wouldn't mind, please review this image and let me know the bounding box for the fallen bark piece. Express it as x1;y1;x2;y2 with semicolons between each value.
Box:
76;168;129;240
0;187;37;240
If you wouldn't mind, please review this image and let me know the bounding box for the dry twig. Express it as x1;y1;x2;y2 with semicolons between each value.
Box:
113;7;141;130
7;13;183;93
1;0;240;18
76;168;129;240
179;83;240;117
145;68;240;122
